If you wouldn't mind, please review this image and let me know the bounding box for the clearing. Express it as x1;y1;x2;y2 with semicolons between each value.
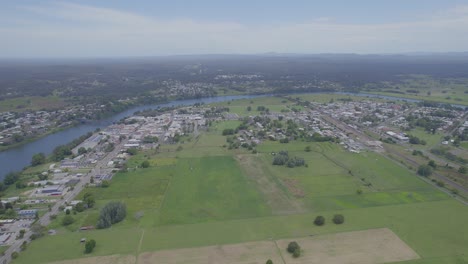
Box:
138;228;418;264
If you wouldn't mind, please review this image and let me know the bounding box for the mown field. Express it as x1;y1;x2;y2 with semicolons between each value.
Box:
12;107;468;264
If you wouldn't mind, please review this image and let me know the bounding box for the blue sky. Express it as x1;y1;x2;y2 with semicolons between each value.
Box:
1;0;468;57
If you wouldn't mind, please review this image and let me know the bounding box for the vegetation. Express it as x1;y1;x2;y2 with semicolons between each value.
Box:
314;215;325;226
287;241;300;253
332;214;345;224
62;215;75;226
31;153;46;166
10;106;468;264
84;239;96;254
97;201;127;229
287;241;301;258
417;165;433;177
141;160;150;168
272;151;306;168
11;252;19;259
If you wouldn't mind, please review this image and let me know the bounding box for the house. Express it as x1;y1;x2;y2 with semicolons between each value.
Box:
18;209;38;219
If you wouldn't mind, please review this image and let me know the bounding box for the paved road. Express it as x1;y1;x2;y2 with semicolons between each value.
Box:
0;139;129;264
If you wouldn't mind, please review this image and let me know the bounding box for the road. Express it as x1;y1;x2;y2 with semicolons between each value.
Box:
0;138;129;264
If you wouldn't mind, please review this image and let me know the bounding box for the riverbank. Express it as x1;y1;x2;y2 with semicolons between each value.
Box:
3;89;462;180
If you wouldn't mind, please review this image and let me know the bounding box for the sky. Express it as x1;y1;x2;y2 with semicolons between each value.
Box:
1;0;468;57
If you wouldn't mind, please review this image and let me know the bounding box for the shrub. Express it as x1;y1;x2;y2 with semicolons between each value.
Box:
458;166;467;174
75;202;85;212
101;180;110;188
332;214;345;224
417;165;433;177
141;160;150;168
266;260;273;264
293;248;301;258
62;215;75;226
287;241;300;253
84;239;96;254
97;201;127;229
314;215;325;226
11;252;19;259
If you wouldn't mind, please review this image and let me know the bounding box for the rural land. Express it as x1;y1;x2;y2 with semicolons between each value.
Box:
0;55;468;264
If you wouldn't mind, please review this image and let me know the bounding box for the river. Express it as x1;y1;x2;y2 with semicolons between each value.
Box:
0;92;464;179
0;94;268;179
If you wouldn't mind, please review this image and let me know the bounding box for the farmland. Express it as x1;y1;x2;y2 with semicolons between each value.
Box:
12;101;468;264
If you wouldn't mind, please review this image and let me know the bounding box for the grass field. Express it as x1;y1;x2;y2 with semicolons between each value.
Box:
364;75;468;106
159;156;270;225
11;116;468;264
0;96;66;113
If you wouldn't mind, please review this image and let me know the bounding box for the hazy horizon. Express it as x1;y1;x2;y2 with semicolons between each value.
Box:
2;1;468;58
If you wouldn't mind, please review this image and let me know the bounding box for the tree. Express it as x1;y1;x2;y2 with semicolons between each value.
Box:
266;260;273;264
11;252;19;259
29;223;47;240
332;214;345;224
304;146;311;152
75;202;85;212
84;239;96;254
247;106;252;111
428;160;437;169
417;165;433;177
293;248;301;258
101;180;110;188
31;153;46;166
20;241;27;251
65;209;70;215
126;147;138;155
78;147;87;155
458;166;467;174
141;160;150;168
62;215;75;226
287;241;300;253
19;229;26;239
314;215;325;226
5;209;17;218
97;201;127;229
4;172;20;185
84;193;95;208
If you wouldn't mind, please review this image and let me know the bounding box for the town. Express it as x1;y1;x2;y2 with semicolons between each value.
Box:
1;94;467;263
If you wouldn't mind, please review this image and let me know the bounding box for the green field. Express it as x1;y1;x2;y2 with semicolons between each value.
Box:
364;75;468;106
0;96;66;113
12;117;468;264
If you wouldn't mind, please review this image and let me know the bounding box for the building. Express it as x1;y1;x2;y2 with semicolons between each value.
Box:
40;185;63;194
18;209;38;219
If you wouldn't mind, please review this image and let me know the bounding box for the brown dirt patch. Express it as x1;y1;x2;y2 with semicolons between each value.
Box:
138;241;283;264
49;254;135;264
283;179;305;198
277;228;419;264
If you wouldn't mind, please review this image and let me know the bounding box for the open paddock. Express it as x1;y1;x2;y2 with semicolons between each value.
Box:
138;228;418;264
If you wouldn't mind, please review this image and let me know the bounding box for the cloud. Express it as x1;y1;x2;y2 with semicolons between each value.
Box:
1;2;468;57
